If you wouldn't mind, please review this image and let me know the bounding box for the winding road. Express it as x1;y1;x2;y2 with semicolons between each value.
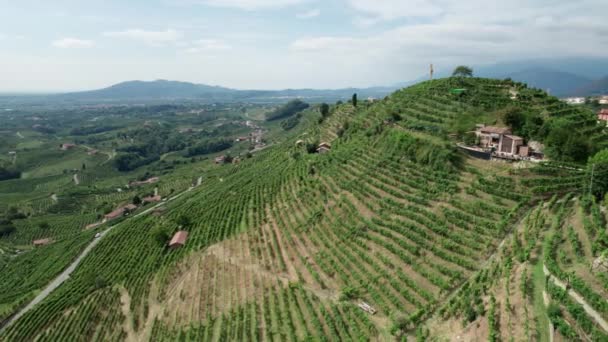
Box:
0;185;196;332
543;264;608;333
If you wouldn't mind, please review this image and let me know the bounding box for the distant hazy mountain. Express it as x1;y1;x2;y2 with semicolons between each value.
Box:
54;80;396;104
570;76;608;96
57;80;236;101
427;58;607;97
498;69;591;96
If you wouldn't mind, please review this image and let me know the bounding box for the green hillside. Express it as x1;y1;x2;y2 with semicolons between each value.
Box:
1;78;607;341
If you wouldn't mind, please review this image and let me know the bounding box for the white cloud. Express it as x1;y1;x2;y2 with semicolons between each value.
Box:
174;0;306;10
52;38;94;48
347;0;442;21
103;29;182;46
297;8;320;19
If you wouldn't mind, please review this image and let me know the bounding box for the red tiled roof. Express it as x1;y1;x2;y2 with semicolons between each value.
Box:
104;208;125;219
143;195;161;203
169;231;188;247
599;114;608;121
599;109;608;115
124;204;138;211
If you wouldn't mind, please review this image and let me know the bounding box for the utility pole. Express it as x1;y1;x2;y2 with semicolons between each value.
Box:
430;63;434;80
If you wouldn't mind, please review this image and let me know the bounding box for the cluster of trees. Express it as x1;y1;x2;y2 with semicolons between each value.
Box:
114;154;159;172
265;99;309;121
280;113;302;130
0;207;27;237
0;164;21;181
185;139;233;157
31;125;56;134
588;149;608;199
70;125;118;136
114;127;184;171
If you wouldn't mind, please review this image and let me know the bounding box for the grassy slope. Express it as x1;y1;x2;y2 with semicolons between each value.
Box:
1;77;606;341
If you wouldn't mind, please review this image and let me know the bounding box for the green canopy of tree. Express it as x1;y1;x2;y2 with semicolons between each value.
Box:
544;119;592;163
185;139;233;157
176;214;192;228
452;65;474;77
265;99;310;121
0;165;21;181
132;195;142;205
588;149;608;199
320;103;330;117
280;113;302;131
151;224;171;247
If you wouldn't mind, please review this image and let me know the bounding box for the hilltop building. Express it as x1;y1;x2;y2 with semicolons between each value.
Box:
169;230;188;249
61;143;76;150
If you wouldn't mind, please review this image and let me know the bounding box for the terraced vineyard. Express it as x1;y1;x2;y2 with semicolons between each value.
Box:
1;78;607;341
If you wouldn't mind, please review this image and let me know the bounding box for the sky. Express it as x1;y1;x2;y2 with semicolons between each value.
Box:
1;0;607;92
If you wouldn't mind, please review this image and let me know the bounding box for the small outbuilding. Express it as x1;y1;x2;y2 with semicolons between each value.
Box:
33;238;52;247
169;230;188;249
143;195;162;204
85;222;102;230
104;207;126;220
317;142;332;154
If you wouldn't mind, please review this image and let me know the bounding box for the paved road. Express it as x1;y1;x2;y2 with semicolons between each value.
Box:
1;227;113;329
0;185;196;332
543;264;608;332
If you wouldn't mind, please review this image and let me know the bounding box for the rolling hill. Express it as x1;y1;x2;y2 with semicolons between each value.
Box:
1;77;607;341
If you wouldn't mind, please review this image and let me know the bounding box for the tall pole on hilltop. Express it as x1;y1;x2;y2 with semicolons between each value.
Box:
430;63;434;80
